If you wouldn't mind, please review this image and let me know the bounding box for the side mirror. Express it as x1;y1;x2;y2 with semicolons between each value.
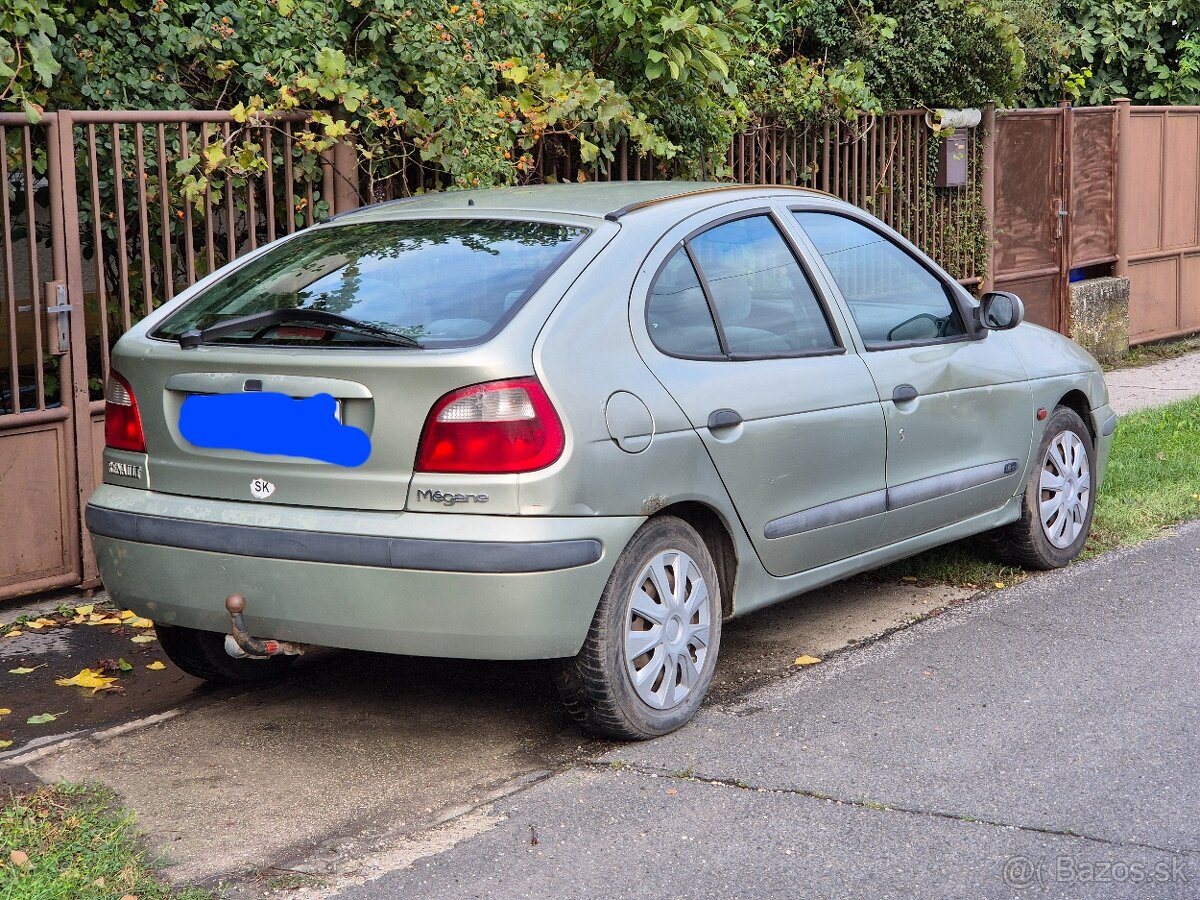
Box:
977;291;1024;331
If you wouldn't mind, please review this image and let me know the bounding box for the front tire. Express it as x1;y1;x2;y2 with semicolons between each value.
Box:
557;516;723;740
991;405;1096;570
156;623;297;684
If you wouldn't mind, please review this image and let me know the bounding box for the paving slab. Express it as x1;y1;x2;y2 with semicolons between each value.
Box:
1105;352;1200;415
606;521;1200;854
6;575;966;884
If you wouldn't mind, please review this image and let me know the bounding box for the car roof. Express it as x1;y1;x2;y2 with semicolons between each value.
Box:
330;181;835;225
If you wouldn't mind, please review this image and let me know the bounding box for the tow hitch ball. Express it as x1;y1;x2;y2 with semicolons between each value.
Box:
224;594;308;660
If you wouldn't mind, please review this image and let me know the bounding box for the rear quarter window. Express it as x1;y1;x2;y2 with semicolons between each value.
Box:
152;219;588;348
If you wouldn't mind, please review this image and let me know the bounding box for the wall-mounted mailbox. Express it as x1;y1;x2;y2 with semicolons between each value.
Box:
936;128;970;188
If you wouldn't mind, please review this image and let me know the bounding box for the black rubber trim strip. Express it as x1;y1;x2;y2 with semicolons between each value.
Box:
763;459;1020;539
765;489;887;539
1101;412;1118;437
86;504;602;574
886;459;1020;511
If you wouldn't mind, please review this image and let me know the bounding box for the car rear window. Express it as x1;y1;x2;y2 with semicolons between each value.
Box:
151;219;588;348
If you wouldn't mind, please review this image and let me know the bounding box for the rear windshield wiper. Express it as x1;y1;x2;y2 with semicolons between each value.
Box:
178;308;424;349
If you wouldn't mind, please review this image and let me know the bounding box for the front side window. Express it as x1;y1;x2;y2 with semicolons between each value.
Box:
645;214;839;359
152;219;587;347
794;212;966;347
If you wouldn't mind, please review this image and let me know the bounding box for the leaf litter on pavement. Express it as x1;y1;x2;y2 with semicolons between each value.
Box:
0;600;175;752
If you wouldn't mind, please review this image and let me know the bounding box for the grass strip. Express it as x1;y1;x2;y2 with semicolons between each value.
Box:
0;783;211;900
871;395;1200;588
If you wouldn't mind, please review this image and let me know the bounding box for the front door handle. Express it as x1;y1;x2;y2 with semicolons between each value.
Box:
892;384;918;403
707;408;743;430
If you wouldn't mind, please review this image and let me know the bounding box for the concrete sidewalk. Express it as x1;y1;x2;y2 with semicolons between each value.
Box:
1105;351;1200;416
339;522;1200;899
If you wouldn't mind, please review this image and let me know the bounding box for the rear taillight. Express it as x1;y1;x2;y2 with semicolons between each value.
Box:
415;377;565;474
104;371;146;453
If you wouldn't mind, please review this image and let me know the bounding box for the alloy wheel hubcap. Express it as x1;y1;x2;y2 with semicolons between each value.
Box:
623;549;711;710
1039;430;1091;549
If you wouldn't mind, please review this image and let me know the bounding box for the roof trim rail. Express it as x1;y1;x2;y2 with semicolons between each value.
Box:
325;194;424;223
603;183;832;222
326;187;489;223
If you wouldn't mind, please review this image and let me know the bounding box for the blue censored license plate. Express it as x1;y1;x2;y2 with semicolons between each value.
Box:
178;392;369;467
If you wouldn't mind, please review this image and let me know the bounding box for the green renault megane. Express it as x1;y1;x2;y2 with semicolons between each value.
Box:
88;182;1115;739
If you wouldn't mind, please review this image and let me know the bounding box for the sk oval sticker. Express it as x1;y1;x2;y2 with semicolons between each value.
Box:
250;478;275;500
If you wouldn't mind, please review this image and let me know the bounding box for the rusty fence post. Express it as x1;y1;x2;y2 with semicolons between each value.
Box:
331;138;362;214
980;103;997;293
1112;98;1131;280
47;110;100;584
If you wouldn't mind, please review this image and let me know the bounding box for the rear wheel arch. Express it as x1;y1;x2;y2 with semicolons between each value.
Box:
650;501;738;620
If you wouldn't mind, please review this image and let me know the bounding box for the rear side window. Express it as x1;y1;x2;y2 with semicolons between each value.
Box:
794;212;966;347
152;219;587;347
646;249;723;359
645;215;839;360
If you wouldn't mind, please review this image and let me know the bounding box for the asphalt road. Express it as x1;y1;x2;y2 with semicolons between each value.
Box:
337;521;1200;899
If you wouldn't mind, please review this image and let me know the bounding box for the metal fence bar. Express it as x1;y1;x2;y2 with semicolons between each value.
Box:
179;123;197;285
0;126;18;414
20;127;45;409
110;125;132;333
133;123;154;315
85;123;112;382
156;122;174;302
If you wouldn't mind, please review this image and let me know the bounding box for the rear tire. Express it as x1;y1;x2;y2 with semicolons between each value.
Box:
557;516;722;740
990;405;1096;570
156;624;297;684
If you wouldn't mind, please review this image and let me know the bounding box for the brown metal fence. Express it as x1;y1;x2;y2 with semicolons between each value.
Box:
1116;103;1200;343
8;101;1196;600
725;114;984;286
364;112;985;285
0;110;335;599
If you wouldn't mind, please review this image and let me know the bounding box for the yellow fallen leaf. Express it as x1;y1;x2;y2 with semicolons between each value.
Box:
55;668;118;693
3;630;20;639
794;655;822;666
146;661;166;671
901;576;918;582
75;604;94;616
0;740;12;749
130;635;156;644
0;708;11;716
86;617;122;626
26;618;58;630
128;617;154;629
118;610;136;620
993;581;1006;589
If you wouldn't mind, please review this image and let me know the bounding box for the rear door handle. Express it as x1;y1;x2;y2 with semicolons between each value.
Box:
892;384;919;403
707;408;743;430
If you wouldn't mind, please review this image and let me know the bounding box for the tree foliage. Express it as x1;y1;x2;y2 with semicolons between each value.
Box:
3;0;1195;193
1055;0;1199;104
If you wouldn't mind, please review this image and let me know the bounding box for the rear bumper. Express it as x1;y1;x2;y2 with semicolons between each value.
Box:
87;484;640;660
